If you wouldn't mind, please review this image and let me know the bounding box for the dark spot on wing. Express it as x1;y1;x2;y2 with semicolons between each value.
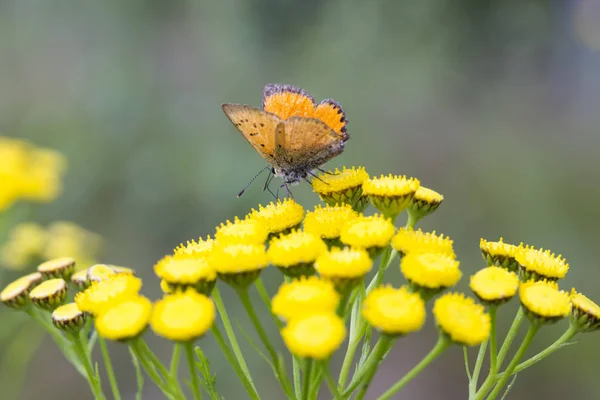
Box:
253;123;257;128
260;123;265;127
260;144;265;147
250;132;258;136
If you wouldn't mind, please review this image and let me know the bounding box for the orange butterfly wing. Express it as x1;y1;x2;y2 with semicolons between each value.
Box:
222;104;282;165
274;117;346;171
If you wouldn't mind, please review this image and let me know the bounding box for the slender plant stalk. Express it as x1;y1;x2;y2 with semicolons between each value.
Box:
99;336;121;400
469;339;488;396
71;334;106;400
185;342;202;400
170;343;182;376
129;347;144;400
354;335;395;400
301;358;313;400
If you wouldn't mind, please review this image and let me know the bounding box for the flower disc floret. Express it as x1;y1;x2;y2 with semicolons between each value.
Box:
29;278;67;310
401;252;461;293
433;293;490;346
151;289;215;342
75;275;142;315
519;280;570;323
362;286;426;335
268;231;327;277
95;295;152;341
408;186;444;219
37;257;75;280
340;214;395;251
480;238;523;272
312;166;368;206
174;236;215;258
281;312;346;359
210;244;268;274
303;204;358;239
249;199;304;235
52;302;87;332
87;264;118;283
516;247;569;281
1;272;43;308
154;255;216;285
391;228;455;258
272;276;340;320
215;217;269;245
470;267;519;304
570;289;600;332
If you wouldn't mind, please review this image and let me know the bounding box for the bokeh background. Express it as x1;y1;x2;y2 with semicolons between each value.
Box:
1;0;600;399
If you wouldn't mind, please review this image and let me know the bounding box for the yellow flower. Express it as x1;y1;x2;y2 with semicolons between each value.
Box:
249;199;304;235
391;228;455;258
215;217;269;245
570;289;600;332
408;186;444;220
480;238;523;272
52;303;87;332
95;295;152;341
0;223;47;270
267;231;327;277
470;267;519;305
340;214;395;257
362;174;420;218
154;254;216;295
43;222;102;271
0;272;43;308
0;137;29;211
303;204;358;243
363;286;426;335
281;312;346;359
150;289;215;342
433;293;490;346
160;279;173;294
401;253;462;298
20;148;67;203
71;268;91;290
29;278;68;310
516;247;569;281
519;280;570;323
75;275;142;315
312;166;369;208
174;236;215;258
38;257;76;280
209;243;268;288
271;276;340;320
315;247;372;292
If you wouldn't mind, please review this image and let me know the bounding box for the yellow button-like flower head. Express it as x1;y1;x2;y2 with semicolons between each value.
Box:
314;247;372;293
516;247;569;282
151;289;215;342
154;254;217;295
363;286;426;336
271;276;340;321
38;257;76;280
407;186;444;221
95;295;152;341
570;289;600;332
519;280;570;324
248;199;304;236
391;228;455;258
75;274;142;315
0;272;43;308
312;166;369;210
340;214;395;258
470;267;519;305
401;252;462;299
209;244;268;288
281;312;346;359
362;174;420;219
215;217;269;245
303;204;358;245
268;231;327;277
52;302;87;333
174;236;215;258
480;238;523;272
433;293;490;346
29;278;67;311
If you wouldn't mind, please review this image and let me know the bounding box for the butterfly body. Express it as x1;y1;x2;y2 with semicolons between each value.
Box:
222;84;349;187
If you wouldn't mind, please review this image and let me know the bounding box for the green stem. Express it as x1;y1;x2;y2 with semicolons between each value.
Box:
498;324;579;379
301;359;313;400
376;334;451;400
366;247;396;294
211;325;260;400
255;278;284;330
99;336;121;400
170;343;182;377
406;212;420;229
484;323;540;400
489;307;499;374
469;339;488;396
337;303;367;387
321;362;342;400
129;347;144;400
355;335;396;400
343;335;394;397
496;308;524;368
463;347;472;381
71;334;106;400
130;339;181;400
236;288;295;399
293;354;302;400
212;287;258;394
185;342;202;400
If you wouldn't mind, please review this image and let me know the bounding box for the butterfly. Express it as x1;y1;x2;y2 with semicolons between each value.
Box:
222;83;349;197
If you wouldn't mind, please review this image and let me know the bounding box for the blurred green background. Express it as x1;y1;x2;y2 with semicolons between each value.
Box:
1;0;600;399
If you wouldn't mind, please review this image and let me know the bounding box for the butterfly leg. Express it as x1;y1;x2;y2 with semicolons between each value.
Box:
308;171;329;185
317;168;339;176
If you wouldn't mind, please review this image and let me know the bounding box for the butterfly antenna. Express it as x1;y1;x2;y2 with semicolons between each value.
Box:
237;166;271;197
308;171;328;185
317;168;338;176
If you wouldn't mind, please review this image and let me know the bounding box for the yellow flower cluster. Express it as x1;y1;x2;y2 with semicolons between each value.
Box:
0;137;67;212
1;221;101;271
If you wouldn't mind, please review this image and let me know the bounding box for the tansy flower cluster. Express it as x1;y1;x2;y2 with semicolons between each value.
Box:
1;165;598;400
